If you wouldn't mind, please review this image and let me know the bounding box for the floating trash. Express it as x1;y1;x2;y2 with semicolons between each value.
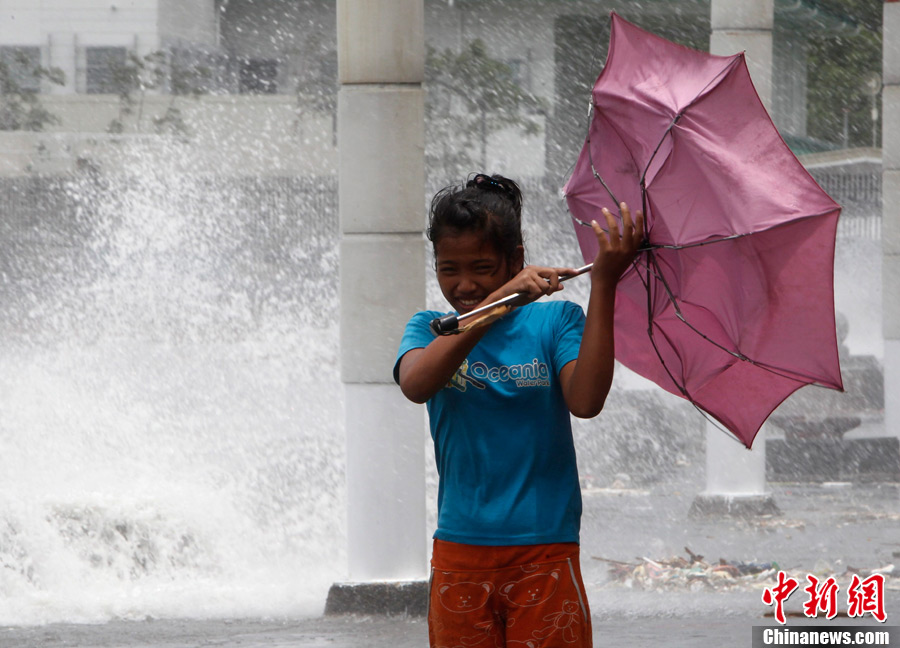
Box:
594;547;898;593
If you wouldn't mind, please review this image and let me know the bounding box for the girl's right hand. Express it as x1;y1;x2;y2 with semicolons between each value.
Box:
490;265;578;305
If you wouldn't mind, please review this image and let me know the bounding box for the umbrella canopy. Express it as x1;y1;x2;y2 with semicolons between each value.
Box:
563;13;843;448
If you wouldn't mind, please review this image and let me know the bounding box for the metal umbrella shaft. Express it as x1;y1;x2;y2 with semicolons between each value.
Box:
430;263;594;335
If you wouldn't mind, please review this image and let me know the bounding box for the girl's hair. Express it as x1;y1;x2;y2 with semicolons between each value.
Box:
427;173;524;265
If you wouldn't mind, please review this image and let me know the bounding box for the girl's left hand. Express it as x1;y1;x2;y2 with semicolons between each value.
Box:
590;202;644;286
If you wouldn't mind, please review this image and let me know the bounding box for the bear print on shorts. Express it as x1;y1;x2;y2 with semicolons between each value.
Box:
499;570;560;607
437;581;493;613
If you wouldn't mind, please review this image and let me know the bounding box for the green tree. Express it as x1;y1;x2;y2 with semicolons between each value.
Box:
426;39;546;178
805;0;882;148
0;51;65;131
106;50;210;139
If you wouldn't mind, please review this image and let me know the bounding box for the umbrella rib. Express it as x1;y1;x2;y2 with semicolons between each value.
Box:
590;160;620;207
640;253;748;445
639;57;742;188
644;251;824;388
638;251;691;399
651;207;839;249
640;114;682;190
578;107;634;214
691;405;750;446
653;231;749;250
582;112;620;211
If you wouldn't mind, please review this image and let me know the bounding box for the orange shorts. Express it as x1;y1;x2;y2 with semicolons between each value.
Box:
428;539;593;648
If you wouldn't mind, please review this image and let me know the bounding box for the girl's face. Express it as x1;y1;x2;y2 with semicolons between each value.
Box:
434;231;523;314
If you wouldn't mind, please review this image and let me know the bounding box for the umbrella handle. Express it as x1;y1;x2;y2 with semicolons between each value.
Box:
430;264;593;336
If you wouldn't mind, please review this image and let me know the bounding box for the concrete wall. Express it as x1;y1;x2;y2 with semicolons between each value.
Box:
2;0;218;97
220;0;334;58
218;0;335;96
158;0;218;48
2;0;160;95
0;0;158;41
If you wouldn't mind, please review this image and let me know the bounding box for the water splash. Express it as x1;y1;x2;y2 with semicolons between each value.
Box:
0;139;344;625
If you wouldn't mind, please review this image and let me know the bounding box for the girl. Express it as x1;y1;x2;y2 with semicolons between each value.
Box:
393;173;643;648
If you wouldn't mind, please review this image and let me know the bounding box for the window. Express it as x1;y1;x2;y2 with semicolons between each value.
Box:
85;47;127;94
0;47;42;93
239;58;277;94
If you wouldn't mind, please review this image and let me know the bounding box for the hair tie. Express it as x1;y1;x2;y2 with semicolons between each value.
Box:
466;173;515;201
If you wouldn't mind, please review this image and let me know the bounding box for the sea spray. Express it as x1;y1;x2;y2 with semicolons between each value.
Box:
0;143;345;625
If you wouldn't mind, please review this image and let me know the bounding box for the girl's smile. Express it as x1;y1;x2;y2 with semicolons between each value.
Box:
434;232;523;315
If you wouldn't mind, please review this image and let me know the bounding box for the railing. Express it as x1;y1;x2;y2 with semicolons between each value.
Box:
810;172;882;207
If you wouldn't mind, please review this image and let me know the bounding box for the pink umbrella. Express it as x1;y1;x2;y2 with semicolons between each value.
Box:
563;13;844;448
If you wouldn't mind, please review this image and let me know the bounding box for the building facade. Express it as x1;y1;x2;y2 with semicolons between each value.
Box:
0;0;863;180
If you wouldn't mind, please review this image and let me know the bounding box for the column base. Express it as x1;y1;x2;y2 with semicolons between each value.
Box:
688;493;780;518
325;580;429;616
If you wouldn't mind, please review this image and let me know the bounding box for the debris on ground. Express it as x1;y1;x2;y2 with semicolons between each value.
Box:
593;547;899;592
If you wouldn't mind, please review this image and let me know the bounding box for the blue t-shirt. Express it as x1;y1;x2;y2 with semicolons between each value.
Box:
394;300;586;546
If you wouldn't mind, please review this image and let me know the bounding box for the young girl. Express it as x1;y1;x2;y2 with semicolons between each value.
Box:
393;173;643;648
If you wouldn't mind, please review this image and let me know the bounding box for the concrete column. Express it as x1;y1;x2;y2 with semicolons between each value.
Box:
326;0;428;615
690;423;779;517
710;0;775;108
884;0;900;440
693;0;777;517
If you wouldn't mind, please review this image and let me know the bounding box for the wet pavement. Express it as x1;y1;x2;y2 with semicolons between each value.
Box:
4;611;897;648
581;479;900;587
2;480;899;647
